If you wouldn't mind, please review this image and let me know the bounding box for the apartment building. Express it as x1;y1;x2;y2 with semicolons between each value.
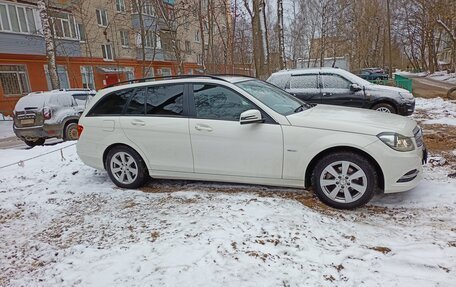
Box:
0;0;204;114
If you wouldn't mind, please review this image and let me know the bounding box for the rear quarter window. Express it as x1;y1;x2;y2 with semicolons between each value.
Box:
87;88;133;116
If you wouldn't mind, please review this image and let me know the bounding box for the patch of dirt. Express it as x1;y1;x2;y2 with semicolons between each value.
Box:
368;246;392;254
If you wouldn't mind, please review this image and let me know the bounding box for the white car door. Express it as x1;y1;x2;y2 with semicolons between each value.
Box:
189;83;283;178
119;84;193;173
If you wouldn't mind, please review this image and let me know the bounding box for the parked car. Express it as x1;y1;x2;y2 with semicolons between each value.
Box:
267;68;415;115
76;75;426;209
13;89;95;147
358;68;389;81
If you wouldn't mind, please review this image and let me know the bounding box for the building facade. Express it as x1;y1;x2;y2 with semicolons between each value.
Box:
0;0;204;115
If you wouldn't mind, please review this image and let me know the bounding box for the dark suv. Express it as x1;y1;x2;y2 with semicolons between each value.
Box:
267;68;415;115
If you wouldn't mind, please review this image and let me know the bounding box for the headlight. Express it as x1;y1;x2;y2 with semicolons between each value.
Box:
377;132;415;152
399;92;414;100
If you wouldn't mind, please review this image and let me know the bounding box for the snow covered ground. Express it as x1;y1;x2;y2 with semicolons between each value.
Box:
396;70;456;85
0;118;14;139
1;99;456;286
414;97;456;126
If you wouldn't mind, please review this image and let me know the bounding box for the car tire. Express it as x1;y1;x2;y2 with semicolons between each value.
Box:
64;122;79;141
23;138;45;147
311;152;377;209
372;103;396;114
105;146;148;189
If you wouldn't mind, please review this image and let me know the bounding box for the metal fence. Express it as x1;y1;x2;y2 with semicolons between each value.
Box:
368;75;413;93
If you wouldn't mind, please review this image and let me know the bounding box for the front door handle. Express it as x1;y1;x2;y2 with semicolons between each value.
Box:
195;124;213;132
322;92;332;96
131;119;145;126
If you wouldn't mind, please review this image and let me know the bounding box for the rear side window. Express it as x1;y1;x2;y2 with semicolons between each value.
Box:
146;84;184;116
88;88;133;116
290;74;319;89
125;88;147;115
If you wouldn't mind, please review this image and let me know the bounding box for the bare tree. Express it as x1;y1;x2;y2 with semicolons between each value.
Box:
37;0;59;89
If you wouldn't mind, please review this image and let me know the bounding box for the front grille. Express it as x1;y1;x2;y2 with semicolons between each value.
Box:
413;126;424;148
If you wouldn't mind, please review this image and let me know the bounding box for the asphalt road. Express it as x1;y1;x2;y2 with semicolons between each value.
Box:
410;76;456;98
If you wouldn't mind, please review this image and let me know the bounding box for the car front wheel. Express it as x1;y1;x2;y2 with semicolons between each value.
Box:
372;103;396;114
312;152;377;209
105;146;148;189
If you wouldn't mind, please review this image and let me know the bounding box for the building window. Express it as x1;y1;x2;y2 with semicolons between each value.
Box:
144;30;153;48
51;11;78;40
160;68;171;77
96;9;108;27
125;67;135;80
102;44;113;60
0;65;30;96
132;0;154;16
116;0;126;13
194;30;200;42
81;66;95;89
44;65;70;90
77;23;86;41
0;3;38;34
197;54;203;65
185;41;191;53
120;30;129;47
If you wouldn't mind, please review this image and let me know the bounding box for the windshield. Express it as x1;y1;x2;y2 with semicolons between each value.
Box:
349;73;374;86
236;80;306;115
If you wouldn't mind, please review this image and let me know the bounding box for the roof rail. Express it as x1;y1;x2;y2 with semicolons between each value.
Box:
105;74;231;88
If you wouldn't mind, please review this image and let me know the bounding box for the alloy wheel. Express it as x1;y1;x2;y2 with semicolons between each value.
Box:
110;151;139;185
376;107;391;113
319;160;367;204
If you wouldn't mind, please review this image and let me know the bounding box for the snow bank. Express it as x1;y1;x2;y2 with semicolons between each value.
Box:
414;97;456;126
0;143;455;286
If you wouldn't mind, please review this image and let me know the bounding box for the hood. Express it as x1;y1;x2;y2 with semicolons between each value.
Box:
287;104;417;136
365;84;410;94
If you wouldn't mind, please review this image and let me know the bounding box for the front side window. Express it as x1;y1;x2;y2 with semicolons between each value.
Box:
146;84;184;116
268;74;290;89
236;80;304;116
290;74;319;89
0;65;30;96
88;88;133;116
322;74;351;89
193;84;255;121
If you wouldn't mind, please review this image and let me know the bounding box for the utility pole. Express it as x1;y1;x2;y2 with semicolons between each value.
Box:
386;0;393;79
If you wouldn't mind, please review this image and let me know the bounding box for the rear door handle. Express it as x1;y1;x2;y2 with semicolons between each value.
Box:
195;124;213;132
323;92;332;96
131;119;145;126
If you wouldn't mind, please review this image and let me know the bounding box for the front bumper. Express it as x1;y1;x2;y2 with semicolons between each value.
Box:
365;140;424;193
398;101;415;116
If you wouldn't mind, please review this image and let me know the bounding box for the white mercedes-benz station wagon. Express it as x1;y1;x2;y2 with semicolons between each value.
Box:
76;75;426;209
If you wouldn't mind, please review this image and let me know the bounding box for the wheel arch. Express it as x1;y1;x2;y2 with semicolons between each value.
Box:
102;143;149;171
369;98;398;113
304;146;384;190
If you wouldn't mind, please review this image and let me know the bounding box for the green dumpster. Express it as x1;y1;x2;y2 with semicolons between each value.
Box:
394;74;413;93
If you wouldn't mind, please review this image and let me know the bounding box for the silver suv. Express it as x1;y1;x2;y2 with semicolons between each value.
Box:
13;89;95;147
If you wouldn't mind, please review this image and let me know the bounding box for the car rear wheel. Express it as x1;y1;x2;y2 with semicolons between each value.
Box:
23;138;45;147
64;122;79;141
372;103;396;114
105;146;148;189
312;152;377;209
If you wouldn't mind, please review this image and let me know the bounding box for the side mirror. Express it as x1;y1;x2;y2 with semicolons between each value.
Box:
350;83;362;91
240;109;263;125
